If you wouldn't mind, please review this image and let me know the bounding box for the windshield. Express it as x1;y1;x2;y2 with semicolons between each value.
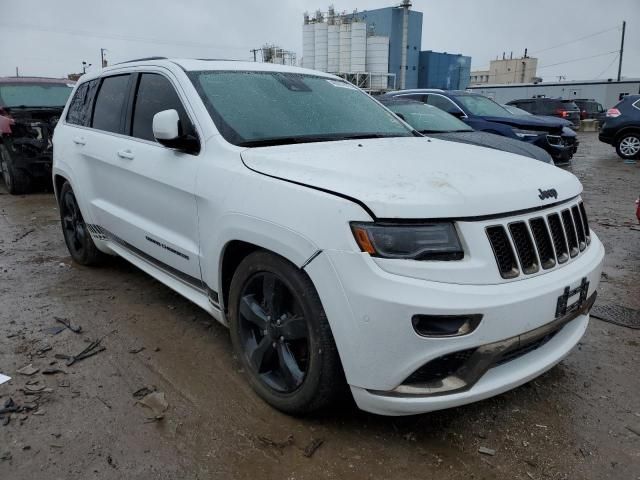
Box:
455;95;510;117
384;102;472;133
0;83;73;108
503;104;531;116
188;71;413;146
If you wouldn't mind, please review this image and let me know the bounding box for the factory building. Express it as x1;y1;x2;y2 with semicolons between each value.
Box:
418;51;471;90
302;2;421;91
470;53;539;85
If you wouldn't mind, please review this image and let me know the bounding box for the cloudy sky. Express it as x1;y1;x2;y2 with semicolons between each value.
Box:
1;0;638;82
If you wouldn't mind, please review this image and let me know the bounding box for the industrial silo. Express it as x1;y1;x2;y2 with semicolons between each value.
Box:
350;21;367;73
302;22;315;69
314;22;328;72
327;24;340;73
366;36;390;89
339;22;351;73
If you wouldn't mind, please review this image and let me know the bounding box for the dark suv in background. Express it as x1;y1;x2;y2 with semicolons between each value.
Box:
0;77;74;194
382;89;578;163
573;99;606;124
599;94;640;160
506;98;581;129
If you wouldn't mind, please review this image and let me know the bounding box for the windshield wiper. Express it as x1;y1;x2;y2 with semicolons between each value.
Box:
237;133;408;148
420;129;471;134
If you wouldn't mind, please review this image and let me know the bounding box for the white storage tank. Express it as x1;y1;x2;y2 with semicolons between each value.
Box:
366;36;390;89
314;22;328;72
327;24;340;73
339;22;351;73
350;21;367;73
302;23;315;69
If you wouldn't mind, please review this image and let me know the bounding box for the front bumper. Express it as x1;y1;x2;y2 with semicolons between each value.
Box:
305;233;604;416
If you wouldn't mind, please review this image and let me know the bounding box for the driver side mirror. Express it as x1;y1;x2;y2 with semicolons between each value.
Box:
152;109;200;154
449;110;465;119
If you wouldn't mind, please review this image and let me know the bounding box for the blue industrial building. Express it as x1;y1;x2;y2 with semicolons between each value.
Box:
418;51;472;90
346;6;423;90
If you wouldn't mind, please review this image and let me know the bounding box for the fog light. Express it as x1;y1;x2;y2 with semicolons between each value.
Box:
412;314;482;337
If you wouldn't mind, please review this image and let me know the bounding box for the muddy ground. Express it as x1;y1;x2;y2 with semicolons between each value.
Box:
1;132;639;479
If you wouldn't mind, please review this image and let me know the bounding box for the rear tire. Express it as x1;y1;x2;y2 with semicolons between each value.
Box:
0;143;31;194
59;181;106;266
228;250;344;415
616;132;640;160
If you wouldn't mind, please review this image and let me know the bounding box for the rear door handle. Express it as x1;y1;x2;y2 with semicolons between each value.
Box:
72;137;86;145
117;149;135;160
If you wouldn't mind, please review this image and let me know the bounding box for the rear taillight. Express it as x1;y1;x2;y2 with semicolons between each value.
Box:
606;108;621;118
555;108;570;118
580;110;587;120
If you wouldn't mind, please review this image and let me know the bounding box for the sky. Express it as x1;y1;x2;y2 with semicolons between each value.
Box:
1;0;639;82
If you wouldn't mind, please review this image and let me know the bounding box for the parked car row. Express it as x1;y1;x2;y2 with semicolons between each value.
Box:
598;94;640;160
382;89;578;164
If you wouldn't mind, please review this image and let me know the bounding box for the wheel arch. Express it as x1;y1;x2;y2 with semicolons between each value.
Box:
615;126;640;142
210;215;321;314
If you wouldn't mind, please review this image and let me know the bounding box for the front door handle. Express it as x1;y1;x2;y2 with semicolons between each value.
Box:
72;137;86;145
117;149;135;160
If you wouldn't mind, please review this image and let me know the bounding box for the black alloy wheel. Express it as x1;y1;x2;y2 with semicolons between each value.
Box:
229;251;343;414
0;143;31;194
238;272;309;393
58;182;105;266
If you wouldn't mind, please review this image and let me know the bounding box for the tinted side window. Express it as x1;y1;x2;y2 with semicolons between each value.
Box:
426;95;460;115
66;80;98;126
514;101;534;113
131;74;191;142
92;75;131;133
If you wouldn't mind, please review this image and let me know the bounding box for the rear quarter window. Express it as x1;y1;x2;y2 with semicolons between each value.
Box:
92;74;131;134
66;80;99;126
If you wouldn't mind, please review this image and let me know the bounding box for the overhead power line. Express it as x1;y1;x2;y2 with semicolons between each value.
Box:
596;53;619;79
536;50;618;70
529;25;620;55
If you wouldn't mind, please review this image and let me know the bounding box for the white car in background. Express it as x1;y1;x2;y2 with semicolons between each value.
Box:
52;59;604;416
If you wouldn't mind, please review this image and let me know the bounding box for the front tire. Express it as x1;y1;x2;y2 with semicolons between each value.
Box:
0;143;31;194
228;250;343;415
59;181;105;266
616;132;640;160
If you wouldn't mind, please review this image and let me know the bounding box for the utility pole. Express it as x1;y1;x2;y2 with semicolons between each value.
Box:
617;20;626;81
15;66;19;77
250;48;259;62
100;48;108;68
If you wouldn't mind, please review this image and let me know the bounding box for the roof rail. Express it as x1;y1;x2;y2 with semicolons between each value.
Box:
114;56;168;65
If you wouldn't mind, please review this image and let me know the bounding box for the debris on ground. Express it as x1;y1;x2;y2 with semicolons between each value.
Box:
257;434;294;452
55;338;105;366
626;425;640;437
0;373;10;385
478;446;496;456
132;386;156;399
136;391;168;419
12;228;34;243
17;364;39;376
41;368;66;375
54;317;82;334
591;304;640;329
129;346;145;354
0;451;12;461
303;438;324;458
42;326;66;336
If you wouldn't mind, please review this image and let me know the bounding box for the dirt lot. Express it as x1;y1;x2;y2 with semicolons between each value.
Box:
1;132;639;479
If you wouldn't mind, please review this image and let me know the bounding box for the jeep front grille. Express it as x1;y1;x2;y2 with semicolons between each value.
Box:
486;201;591;279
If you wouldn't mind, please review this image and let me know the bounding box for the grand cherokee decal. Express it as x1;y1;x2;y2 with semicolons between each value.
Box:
145;235;189;260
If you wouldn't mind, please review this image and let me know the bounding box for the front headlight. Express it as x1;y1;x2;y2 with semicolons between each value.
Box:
350;222;464;260
513;128;542;139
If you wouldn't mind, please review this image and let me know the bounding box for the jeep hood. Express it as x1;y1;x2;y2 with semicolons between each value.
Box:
240;137;582;219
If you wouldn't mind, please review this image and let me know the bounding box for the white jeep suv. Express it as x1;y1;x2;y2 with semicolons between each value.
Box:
53;59;604;416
